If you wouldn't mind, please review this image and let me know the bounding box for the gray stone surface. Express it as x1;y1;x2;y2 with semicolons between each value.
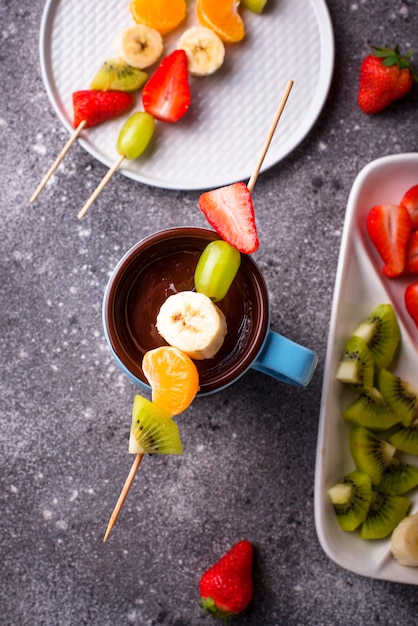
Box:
2;1;418;625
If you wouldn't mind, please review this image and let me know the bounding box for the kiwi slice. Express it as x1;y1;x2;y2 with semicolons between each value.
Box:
328;470;372;531
128;395;183;455
376;458;418;495
336;336;374;390
349;426;396;485
90;59;148;92
359;492;410;539
352;303;400;370
377;369;418;427
342;387;400;431
387;418;418;455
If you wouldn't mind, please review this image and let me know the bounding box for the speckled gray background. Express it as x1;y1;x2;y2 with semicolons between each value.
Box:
1;1;418;625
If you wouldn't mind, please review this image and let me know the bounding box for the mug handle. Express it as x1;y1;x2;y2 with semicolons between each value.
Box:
251;329;318;387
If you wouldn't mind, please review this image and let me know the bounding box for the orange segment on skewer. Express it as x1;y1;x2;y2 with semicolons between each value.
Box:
196;0;245;43
130;0;187;35
142;346;200;416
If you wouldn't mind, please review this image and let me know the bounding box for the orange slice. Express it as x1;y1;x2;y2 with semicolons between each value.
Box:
130;0;187;35
142;346;200;416
196;0;245;43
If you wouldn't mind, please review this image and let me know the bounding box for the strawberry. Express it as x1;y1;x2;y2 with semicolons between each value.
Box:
142;50;190;123
366;203;412;277
405;282;418;329
72;90;133;129
199;540;253;622
401;184;418;229
357;45;417;114
405;231;418;274
198;182;259;254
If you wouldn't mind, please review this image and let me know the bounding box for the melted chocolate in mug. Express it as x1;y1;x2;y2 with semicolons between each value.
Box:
105;229;268;395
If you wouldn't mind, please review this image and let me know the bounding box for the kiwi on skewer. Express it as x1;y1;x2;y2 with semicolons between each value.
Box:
336;336;374;390
90;59;148;92
352;303;400;370
349;426;396;485
104;395;183;542
376;458;418;495
377;369;418;428
328;470;372;531
342;387;400;431
359;492;410;540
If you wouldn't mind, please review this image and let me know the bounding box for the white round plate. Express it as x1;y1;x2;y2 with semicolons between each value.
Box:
39;0;334;191
315;153;418;584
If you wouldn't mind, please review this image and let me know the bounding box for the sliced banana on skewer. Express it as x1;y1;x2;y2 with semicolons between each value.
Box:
391;512;418;566
156;291;227;360
177;26;225;76
114;24;164;70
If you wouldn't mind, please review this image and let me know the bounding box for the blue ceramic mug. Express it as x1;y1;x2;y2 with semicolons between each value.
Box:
102;227;318;395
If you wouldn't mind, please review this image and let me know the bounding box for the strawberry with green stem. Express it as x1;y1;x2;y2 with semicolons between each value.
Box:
357;45;417;114
199;540;254;622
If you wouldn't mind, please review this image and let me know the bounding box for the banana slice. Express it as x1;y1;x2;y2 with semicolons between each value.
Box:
177;26;225;76
156;291;227;360
113;25;164;70
391;512;418;566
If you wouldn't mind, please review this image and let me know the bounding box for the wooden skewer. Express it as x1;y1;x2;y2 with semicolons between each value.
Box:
102;80;295;543
77;153;125;220
247;79;294;193
30;121;87;203
103;452;144;542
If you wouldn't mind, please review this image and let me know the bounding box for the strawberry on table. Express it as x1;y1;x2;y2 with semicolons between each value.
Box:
366;203;412;277
405;283;418;329
198;182;259;254
72;90;134;128
357;45;417;114
401;184;418;229
199;540;254;622
142;49;191;123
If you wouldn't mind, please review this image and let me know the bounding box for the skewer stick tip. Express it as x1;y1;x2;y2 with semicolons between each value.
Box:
103;452;144;542
78;153;125;220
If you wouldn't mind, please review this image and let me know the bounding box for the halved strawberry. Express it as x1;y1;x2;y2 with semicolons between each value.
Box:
198;182;259;254
405;282;418;328
366;203;412;277
72;90;133;129
142;50;190;123
401;184;418;229
405;230;418;274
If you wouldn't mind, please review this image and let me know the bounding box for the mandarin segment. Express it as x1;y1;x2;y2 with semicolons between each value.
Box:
142;346;200;416
130;0;187;35
196;0;245;43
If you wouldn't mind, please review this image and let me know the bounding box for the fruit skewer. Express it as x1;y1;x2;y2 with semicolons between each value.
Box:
102;79;294;542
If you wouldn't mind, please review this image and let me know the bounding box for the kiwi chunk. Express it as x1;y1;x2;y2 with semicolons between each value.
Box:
387;419;418;455
377;369;418;427
328;470;372;531
336;336;374;390
90;59;148;92
342;387;400;431
359;492;410;539
349;426;396;485
376;458;418;495
128;395;183;455
352;303;400;370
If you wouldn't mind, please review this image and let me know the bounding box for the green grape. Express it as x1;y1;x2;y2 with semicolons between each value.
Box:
117;111;155;160
194;240;241;302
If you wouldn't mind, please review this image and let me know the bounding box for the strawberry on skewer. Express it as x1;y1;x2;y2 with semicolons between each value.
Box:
30;90;134;203
198;79;294;254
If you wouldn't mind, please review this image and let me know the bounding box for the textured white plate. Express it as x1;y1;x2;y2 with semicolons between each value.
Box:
315;153;418;584
39;0;334;190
